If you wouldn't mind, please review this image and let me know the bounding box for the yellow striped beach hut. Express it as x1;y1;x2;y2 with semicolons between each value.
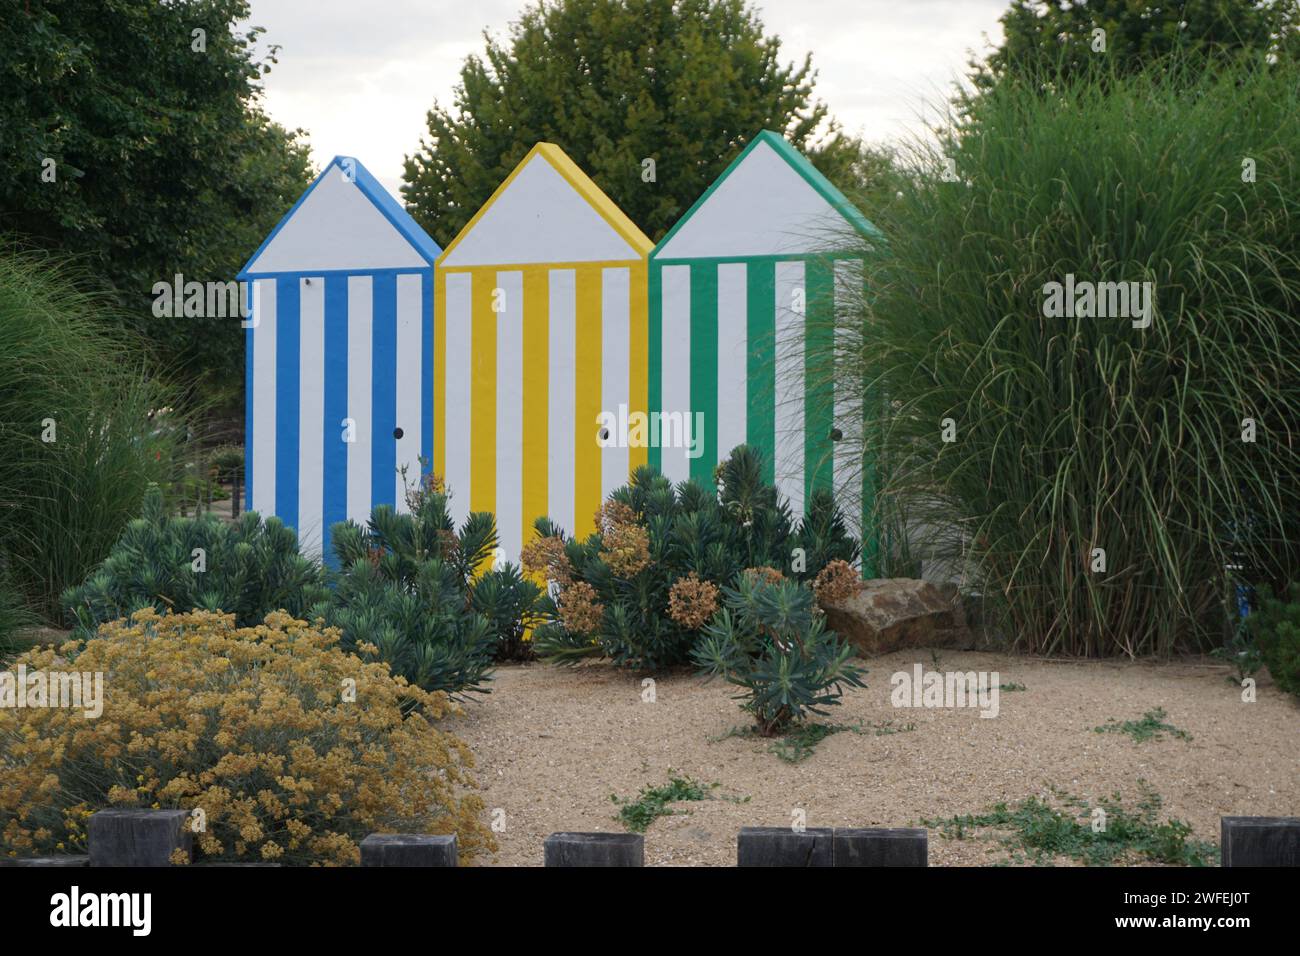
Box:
434;143;653;562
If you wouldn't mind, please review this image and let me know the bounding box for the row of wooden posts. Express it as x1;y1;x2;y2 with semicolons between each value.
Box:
2;810;1295;867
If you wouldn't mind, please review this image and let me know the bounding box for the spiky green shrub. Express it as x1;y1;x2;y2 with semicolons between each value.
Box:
692;573;866;736
0;248;181;622
530;445;860;670
321;490;506;696
62;484;328;638
470;563;545;661
819;58;1300;655
1247;584;1300;698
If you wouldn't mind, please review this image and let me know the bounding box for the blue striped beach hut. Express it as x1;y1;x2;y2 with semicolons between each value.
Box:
240;156;440;558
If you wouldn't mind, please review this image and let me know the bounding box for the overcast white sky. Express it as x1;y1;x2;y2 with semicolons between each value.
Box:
245;0;1009;195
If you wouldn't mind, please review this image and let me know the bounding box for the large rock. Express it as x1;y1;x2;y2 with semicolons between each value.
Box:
821;578;969;656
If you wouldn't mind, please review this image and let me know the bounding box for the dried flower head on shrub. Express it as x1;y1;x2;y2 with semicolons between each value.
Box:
668;573;720;630
521;534;572;586
812;559;864;607
594;500;638;535
600;522;651;577
744;566;786;587
557;581;604;635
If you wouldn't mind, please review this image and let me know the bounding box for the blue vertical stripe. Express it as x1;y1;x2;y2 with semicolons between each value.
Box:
322;275;349;563
274;276;301;529
244;297;254;516
372;273;398;510
422;271;434;482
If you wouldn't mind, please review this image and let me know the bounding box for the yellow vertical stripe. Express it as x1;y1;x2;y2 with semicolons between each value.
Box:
521;268;549;548
573;265;603;539
470;269;497;517
433;272;447;479
627;259;648;475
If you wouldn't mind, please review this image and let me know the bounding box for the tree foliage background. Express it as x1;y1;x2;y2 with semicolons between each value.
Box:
969;0;1300;93
402;0;876;245
0;0;313;397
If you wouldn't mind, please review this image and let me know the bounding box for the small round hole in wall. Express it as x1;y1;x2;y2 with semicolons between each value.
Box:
829;427;843;442
598;427;610;442
393;427;404;440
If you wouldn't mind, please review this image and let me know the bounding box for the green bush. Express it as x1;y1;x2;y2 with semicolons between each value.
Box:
470;563;545;661
321;490;509;697
0;248;181;622
62;472;538;698
530;445;860;670
820;58;1300;655
1248;584;1300;698
61;484;329;638
692;572;866;736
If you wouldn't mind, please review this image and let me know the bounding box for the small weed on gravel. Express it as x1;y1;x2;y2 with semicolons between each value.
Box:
922;782;1217;866
1094;707;1192;742
612;773;716;832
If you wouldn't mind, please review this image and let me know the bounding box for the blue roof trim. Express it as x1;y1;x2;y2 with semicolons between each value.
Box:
348;157;441;264
239;156;441;276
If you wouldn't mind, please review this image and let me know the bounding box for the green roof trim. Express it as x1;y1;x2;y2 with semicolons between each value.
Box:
651;129;884;259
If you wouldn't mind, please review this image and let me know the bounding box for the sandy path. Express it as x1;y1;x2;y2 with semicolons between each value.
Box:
446;651;1299;866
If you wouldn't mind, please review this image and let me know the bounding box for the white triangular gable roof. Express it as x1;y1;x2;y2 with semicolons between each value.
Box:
438;144;651;267
654;133;874;260
242;157;435;275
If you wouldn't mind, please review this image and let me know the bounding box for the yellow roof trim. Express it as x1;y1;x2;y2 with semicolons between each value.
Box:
435;142;653;266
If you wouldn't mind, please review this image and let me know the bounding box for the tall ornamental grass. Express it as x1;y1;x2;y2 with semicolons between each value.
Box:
0;248;181;622
819;60;1300;656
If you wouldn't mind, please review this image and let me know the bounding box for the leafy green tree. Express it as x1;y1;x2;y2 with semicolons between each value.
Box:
970;0;1300;93
0;0;312;393
403;0;860;244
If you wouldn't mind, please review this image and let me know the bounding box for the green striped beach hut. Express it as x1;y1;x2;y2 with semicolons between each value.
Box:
647;130;882;567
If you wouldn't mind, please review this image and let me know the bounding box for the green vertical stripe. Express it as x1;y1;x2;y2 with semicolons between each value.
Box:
648;261;662;475
746;259;776;486
689;262;718;486
805;257;835;501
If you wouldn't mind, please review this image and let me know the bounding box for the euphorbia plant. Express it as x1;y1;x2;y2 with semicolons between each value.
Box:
692;572;866;736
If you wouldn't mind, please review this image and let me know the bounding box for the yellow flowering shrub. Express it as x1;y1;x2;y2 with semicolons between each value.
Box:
0;609;495;865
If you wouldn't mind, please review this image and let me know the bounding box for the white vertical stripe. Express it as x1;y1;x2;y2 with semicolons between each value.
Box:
496;271;524;563
716;262;748;466
298;277;325;555
547;269;577;538
250;279;277;515
346;276;373;526
833;259;864;545
600;267;630;501
444;273;473;528
659;265;691;486
394;274;423;512
774;260;806;522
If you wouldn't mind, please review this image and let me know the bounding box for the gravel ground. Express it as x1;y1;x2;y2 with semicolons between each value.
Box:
448;651;1299;866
